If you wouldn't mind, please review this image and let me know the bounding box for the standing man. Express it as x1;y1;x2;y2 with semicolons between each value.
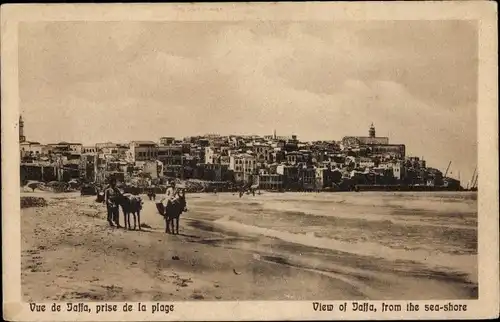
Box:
104;177;122;228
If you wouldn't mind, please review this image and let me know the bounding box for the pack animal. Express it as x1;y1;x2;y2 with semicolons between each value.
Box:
119;193;144;230
163;193;187;235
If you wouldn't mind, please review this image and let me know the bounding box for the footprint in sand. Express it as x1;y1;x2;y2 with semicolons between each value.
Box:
190;293;204;300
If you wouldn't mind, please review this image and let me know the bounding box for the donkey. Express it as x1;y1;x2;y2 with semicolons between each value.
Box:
164;192;187;235
119;193;144;230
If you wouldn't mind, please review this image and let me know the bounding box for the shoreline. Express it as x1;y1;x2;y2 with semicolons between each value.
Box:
21;191;478;301
21;188;477;195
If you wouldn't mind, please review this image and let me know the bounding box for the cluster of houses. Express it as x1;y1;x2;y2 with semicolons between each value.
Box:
19;116;460;190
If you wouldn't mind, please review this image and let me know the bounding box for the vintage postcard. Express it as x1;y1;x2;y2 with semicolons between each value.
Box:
2;2;498;321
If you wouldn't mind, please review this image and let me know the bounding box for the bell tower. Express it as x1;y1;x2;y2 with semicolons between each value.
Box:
369;123;376;138
19;115;26;143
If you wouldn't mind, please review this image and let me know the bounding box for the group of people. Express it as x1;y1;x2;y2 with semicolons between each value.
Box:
103;178;185;228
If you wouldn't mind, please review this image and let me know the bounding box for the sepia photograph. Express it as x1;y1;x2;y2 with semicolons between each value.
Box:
2;2;498;321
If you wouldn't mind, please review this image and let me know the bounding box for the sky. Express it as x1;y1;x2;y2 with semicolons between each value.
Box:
19;21;478;183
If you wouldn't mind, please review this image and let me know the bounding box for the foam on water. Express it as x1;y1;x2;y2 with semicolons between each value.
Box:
213;215;477;284
188;192;477;284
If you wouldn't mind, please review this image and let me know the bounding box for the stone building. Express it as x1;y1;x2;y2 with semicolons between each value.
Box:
127;141;158;162
229;153;256;183
342;123;390;147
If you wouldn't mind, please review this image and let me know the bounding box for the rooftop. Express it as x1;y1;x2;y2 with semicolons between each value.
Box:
131;141;157;146
48;142;82;146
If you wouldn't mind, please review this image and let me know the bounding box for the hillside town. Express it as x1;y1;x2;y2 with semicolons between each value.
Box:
19;115;464;192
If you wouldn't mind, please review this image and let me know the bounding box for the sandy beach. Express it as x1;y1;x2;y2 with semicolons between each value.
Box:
21;191;478;301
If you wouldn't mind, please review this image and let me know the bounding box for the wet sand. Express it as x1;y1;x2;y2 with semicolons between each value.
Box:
21;191;478;301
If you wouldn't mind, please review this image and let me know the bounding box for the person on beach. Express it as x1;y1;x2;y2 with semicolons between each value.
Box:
104;178;122;228
161;181;180;212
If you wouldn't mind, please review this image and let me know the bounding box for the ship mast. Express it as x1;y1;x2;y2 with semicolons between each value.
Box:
472;171;478;189
469;166;477;190
444;161;452;177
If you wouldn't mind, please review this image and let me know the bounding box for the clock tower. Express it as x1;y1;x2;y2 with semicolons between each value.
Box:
19;115;26;143
369;123;376;138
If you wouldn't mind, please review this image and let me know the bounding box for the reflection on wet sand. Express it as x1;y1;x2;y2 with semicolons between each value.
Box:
21;191;477;301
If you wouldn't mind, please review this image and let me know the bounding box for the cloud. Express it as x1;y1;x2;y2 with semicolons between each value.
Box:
18;20;478;180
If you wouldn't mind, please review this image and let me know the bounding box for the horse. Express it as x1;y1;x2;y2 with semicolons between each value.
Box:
163;193;187;235
119;193;144;230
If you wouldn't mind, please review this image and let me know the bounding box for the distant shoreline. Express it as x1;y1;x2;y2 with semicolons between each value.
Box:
20;189;477;196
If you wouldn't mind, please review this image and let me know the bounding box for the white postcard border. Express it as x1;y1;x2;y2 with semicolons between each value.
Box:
1;2;498;321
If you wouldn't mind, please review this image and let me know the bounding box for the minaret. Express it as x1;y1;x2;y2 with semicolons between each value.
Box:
19;115;26;143
369;123;376;138
273;129;277;140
